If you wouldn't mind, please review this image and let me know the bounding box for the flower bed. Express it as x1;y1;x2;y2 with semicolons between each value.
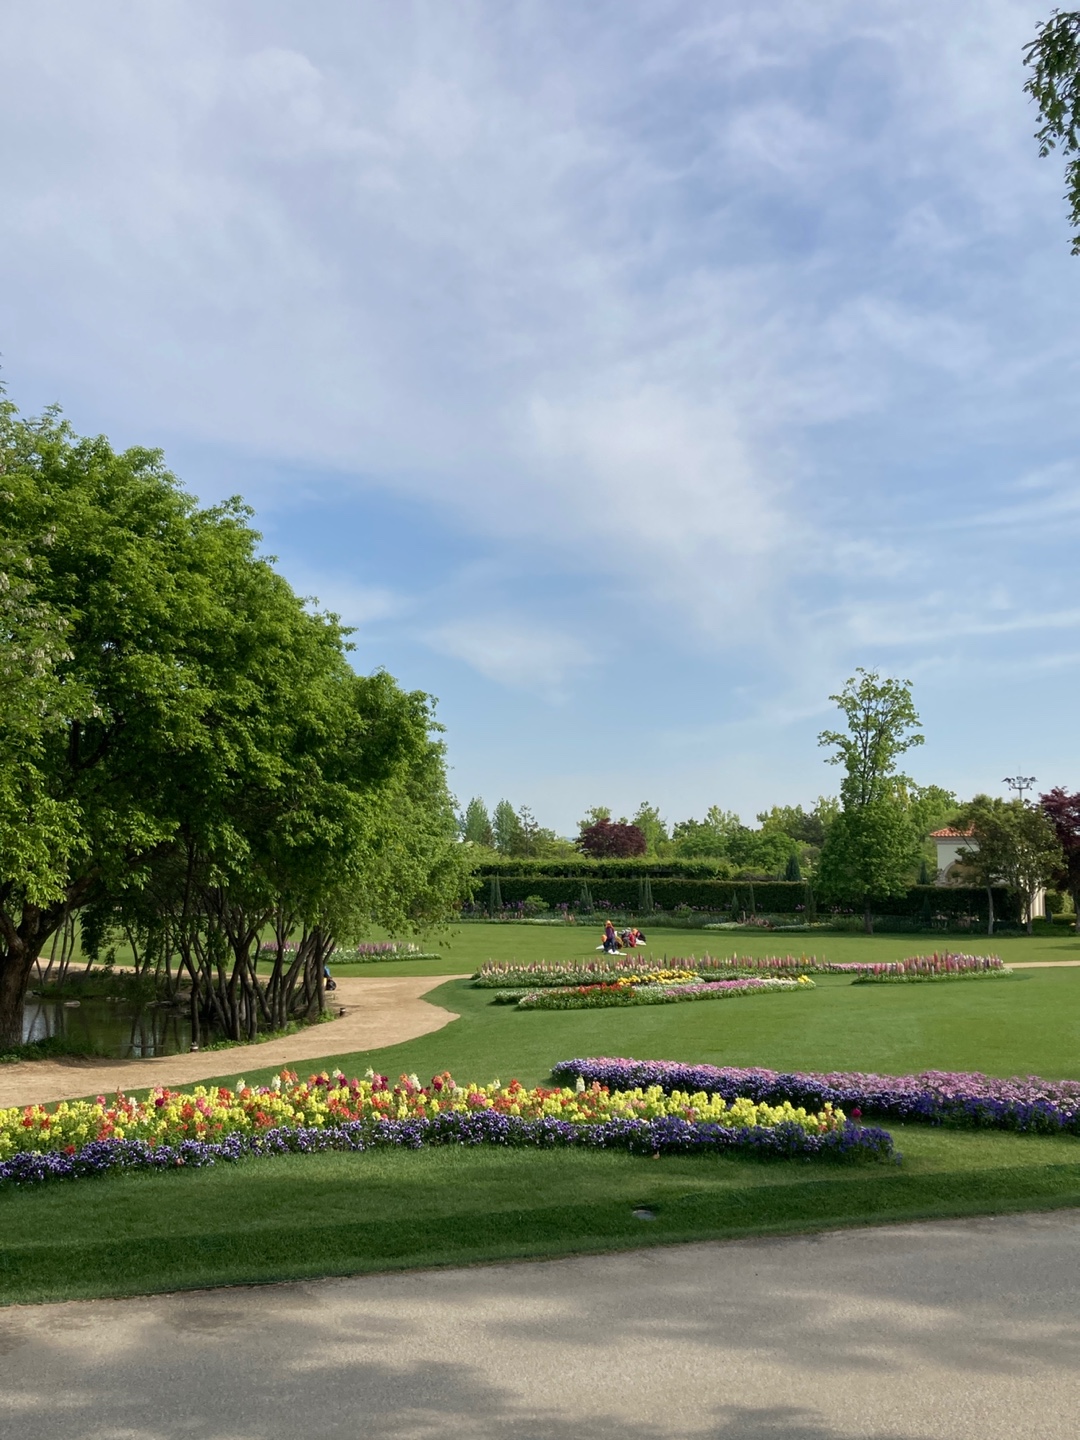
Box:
515;976;814;1010
842;954;1009;983
259;941;441;965
552;1058;1080;1136
476;953;1009;988
0;1069;892;1185
474;960;694;988
474;956;823;987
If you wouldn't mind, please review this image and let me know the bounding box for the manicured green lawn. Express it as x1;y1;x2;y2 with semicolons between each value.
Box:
327;921;1080;977
6;923;1080;1306
4;1127;1080;1306
216;966;1080;1095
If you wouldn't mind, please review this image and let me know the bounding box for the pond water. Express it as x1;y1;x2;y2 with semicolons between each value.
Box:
21;995;194;1059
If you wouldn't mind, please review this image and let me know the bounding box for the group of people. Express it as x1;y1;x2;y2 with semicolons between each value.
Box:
598;920;647;954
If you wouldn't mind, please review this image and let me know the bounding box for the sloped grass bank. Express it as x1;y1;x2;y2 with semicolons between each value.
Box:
3;1128;1080;1305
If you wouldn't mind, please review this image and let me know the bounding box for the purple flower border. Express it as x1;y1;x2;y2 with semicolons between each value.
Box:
552;1058;1080;1135
0;1109;893;1187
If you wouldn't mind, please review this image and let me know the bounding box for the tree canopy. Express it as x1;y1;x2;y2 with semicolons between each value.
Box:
958;796;1062;935
0;401;464;1045
578;818;647;858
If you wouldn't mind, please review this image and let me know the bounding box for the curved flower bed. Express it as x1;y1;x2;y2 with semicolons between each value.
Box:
552;1058;1080;1135
516;976;814;1010
474;956;822;987
476;953;1006;988
0;1069;892;1185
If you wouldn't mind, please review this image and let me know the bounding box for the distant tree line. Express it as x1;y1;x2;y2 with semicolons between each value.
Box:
459;668;1078;936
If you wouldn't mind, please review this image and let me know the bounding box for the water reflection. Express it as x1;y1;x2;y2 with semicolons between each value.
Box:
21;996;194;1058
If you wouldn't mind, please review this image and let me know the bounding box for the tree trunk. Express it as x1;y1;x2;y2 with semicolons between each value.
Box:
0;942;35;1048
1073;888;1080;934
863;903;874;935
985;884;995;936
0;909;53;1048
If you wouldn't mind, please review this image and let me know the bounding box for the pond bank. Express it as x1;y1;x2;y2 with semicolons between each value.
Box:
0;975;467;1109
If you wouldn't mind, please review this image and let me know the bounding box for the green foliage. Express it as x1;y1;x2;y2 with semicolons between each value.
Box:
577;805;611;831
817;672;924;930
726;828;797;877
491;799;525;855
906;784;958;837
672;806;741;858
631;801;669;855
0;401;463;1045
817;802;918;920
819;669;924;809
460;797;494;848
958;796;1063;935
757;804;827;848
1024;9;1080;254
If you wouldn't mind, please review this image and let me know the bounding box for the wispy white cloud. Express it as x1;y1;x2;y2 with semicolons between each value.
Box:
2;0;1079;821
426;619;592;699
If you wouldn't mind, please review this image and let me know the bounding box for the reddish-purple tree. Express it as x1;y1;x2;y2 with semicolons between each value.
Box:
578;818;647;858
1040;787;1080;931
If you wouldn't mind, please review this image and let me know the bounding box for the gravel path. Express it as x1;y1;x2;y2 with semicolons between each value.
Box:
3;1210;1079;1438
0;974;467;1109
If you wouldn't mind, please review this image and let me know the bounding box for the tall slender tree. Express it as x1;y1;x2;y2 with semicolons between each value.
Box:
817;670;924;933
491;800;525;855
461;796;495;848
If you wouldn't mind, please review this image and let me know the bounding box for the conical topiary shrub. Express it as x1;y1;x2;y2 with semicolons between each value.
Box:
488;876;503;915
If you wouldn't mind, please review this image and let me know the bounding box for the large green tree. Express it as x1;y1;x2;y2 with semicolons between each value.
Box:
672;806;741;859
0;402;462;1045
958;796;1062;935
631;802;669;856
1024;10;1080;253
816;669;924;933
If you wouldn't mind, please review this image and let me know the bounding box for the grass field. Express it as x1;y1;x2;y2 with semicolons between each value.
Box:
326;922;1080;979
4;923;1080;1306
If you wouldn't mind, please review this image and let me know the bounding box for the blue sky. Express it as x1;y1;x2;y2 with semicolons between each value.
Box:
3;1;1078;835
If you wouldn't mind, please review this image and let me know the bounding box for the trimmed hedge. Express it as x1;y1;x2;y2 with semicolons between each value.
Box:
469;857;731;879
465;873;1020;924
480;877;809;911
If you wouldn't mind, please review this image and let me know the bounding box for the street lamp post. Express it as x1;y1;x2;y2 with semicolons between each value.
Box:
1003;774;1037;803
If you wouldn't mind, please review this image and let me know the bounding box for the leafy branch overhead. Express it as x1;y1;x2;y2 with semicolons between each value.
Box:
1024;9;1080;253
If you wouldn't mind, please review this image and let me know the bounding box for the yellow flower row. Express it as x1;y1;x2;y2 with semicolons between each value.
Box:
0;1072;845;1158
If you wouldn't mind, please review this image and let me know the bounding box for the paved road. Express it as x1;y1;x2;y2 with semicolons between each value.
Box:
3;1210;1080;1438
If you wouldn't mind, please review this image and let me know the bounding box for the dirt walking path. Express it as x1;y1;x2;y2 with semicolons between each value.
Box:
1009;959;1080;967
0;974;468;1110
